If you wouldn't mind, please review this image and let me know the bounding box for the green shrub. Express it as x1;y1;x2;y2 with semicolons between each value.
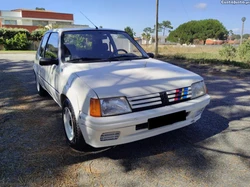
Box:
219;44;237;60
238;40;250;63
30;28;47;41
0;29;4;38
0;37;4;45
0;28;30;40
4;33;31;50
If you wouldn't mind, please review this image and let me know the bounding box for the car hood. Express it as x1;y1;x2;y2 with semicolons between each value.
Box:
64;59;203;98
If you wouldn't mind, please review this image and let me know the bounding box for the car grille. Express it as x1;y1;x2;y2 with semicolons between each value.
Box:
167;87;192;102
127;87;192;112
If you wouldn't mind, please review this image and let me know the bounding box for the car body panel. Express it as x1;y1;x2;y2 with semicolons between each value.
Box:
33;28;210;148
71;59;203;98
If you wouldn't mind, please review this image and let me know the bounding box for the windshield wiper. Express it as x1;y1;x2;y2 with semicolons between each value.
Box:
107;55;148;61
67;57;104;63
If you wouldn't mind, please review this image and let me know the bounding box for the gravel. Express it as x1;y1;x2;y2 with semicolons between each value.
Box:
0;53;250;187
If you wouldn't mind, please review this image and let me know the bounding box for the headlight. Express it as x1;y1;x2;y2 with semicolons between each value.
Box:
90;97;132;117
100;97;132;116
191;81;206;99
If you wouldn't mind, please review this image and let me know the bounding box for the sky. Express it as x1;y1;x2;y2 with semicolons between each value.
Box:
1;0;250;36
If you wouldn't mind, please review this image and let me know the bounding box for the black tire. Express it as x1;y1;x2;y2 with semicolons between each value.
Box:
35;73;48;97
62;98;87;150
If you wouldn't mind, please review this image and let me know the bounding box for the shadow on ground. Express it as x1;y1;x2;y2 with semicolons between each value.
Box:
1;57;250;186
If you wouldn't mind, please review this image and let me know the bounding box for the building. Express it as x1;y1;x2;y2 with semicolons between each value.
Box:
134;37;142;45
141;35;168;45
0;9;88;32
205;39;225;45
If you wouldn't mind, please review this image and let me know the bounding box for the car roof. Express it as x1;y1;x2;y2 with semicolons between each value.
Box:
46;27;124;34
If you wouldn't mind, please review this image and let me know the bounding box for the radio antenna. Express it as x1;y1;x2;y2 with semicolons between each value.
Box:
80;11;98;29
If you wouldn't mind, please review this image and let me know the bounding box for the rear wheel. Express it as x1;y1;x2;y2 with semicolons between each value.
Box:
35;73;47;97
62;98;87;150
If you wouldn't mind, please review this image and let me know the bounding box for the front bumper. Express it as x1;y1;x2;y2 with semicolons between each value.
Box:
78;94;210;148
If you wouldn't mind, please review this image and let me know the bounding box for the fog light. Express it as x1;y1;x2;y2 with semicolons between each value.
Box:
100;131;120;141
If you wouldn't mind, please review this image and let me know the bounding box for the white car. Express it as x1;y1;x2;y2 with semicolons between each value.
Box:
33;28;210;150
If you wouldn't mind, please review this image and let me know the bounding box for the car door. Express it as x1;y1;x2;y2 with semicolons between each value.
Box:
43;32;60;103
35;32;51;90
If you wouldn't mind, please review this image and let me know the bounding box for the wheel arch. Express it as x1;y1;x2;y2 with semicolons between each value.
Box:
60;92;81;122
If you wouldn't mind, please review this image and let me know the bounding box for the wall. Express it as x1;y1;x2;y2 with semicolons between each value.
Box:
205;39;225;45
1;10;21;18
1;9;75;31
21;10;73;21
22;19;32;26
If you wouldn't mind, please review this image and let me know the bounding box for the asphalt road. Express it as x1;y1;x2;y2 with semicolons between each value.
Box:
0;53;250;187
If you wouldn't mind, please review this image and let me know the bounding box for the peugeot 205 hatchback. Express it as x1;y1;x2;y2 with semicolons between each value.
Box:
33;28;210;150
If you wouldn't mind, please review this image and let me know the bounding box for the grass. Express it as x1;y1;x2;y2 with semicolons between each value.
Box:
142;45;250;69
1;45;249;69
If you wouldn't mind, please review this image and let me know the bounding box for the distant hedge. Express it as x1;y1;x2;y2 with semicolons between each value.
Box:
0;27;47;50
30;28;47;41
4;33;31;50
0;28;30;40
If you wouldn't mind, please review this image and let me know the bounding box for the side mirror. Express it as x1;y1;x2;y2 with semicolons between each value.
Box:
147;53;154;58
39;58;59;66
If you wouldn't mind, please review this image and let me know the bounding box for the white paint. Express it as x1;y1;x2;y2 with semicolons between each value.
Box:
33;28;210;148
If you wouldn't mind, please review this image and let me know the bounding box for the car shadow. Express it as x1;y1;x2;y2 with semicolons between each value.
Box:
1;56;250;186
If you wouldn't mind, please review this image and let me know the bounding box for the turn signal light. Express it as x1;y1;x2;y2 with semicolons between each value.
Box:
90;98;101;117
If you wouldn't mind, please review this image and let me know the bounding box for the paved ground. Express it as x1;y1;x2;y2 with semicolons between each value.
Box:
0;53;250;187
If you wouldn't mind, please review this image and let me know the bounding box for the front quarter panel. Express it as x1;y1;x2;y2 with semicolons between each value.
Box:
60;72;97;122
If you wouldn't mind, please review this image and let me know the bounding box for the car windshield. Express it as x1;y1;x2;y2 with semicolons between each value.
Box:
62;30;148;63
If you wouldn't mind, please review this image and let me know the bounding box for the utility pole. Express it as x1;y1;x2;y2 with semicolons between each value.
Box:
155;0;159;57
240;17;246;45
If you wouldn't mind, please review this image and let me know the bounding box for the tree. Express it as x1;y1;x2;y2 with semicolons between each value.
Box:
124;26;135;39
143;27;154;34
161;20;173;36
219;44;237;60
142;32;151;43
153;23;163;33
36;7;45;10
228;30;234;40
231;34;241;40
238;40;250;62
142;27;154;44
167;19;228;44
243;33;250;39
31;28;47;41
44;24;60;30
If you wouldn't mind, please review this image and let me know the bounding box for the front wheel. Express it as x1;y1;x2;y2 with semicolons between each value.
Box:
62;98;87;150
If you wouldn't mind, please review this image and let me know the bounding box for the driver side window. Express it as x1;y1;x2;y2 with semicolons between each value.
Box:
39;33;50;57
45;33;59;59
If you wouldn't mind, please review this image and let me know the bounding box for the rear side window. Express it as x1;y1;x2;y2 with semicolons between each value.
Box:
44;33;59;59
39;33;50;57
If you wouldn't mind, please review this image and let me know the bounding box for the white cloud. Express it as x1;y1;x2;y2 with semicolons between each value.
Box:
195;3;207;10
